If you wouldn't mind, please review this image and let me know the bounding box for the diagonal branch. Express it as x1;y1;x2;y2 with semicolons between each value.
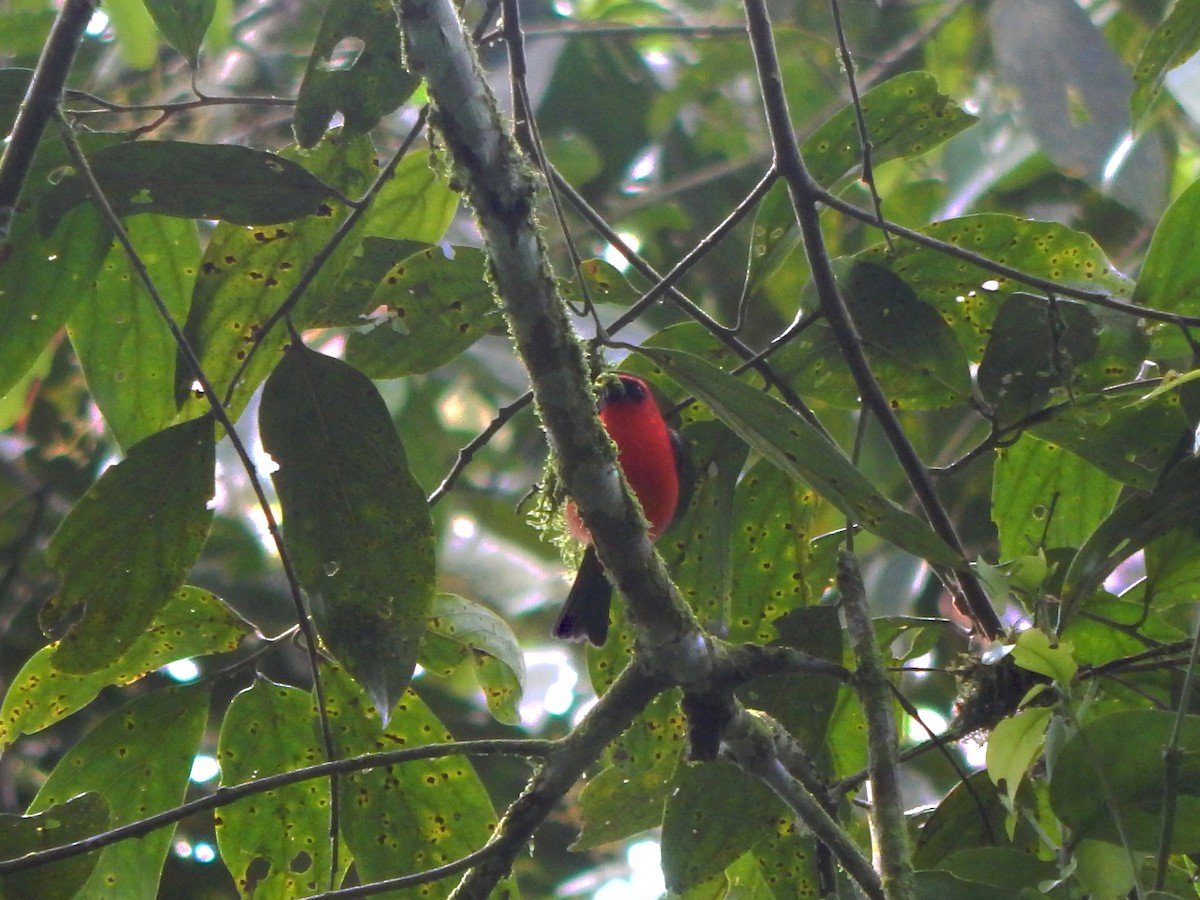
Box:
741;0;1002;640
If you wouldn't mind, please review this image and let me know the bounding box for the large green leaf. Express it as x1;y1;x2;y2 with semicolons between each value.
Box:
293;0;419;147
992;435;1121;561
43;415;216;673
344;246;503;378
320;666;509;896
176;133;376;421
978;294;1146;425
1029;391;1185;491
70;214;199;448
0;586;246;750
1050;709;1200;852
774;260;973;410
0;793;109;900
142;0;215;67
28;683;210;899
641;348;964;568
216;679;334;898
39;142;338;231
856;214;1134;362
260;345;433;721
661;759;782;893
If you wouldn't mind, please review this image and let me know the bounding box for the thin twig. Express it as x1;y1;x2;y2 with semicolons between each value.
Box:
828;0;892;253
1154;612;1200;887
428;393;533;506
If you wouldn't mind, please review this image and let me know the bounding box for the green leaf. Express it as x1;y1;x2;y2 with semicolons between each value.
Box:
914;871;1019;900
641;348;964;568
321;666;508;894
0;203;110;400
1131;0;1200;124
986;706;1052;802
1029;391;1184;491
427;593;525;726
661;422;747;634
936;847;1058;893
1011;628;1076;685
0;793;110;900
142;0;215;67
358;149;460;242
992;435;1122;561
43;415;216;673
727;461;840;644
1061;457;1200;619
575;764;669;851
39;142;338;232
1050;709;1200;852
775;260;973;410
343;246;503;378
177;133;377;421
856;215;1133;362
1135;174;1200;318
293;0;420;147
978;294;1146;425
737;606;843;747
914;771;1041;868
260;345;433;722
804;70;978;188
1073;839;1138;900
216;679;334;898
0;586;247;750
104;0;159;69
70;214;199;448
661;759;782;893
28;683;210;898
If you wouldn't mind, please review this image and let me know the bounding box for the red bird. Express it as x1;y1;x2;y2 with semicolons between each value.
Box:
553;373;686;646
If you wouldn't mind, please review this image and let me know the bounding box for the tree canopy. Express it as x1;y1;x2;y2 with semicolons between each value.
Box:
3;0;1200;898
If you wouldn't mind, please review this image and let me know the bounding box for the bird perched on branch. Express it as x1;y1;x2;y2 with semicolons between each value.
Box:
553;373;687;646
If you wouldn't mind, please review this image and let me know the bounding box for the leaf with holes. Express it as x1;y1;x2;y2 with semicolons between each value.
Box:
344;246;503;378
293;0;420;147
260;345;433;722
216;679;335;897
43;415;215;674
1;586;247;750
992;436;1121;562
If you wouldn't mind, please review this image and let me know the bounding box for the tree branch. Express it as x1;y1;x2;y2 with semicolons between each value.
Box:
741;0;1002;639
